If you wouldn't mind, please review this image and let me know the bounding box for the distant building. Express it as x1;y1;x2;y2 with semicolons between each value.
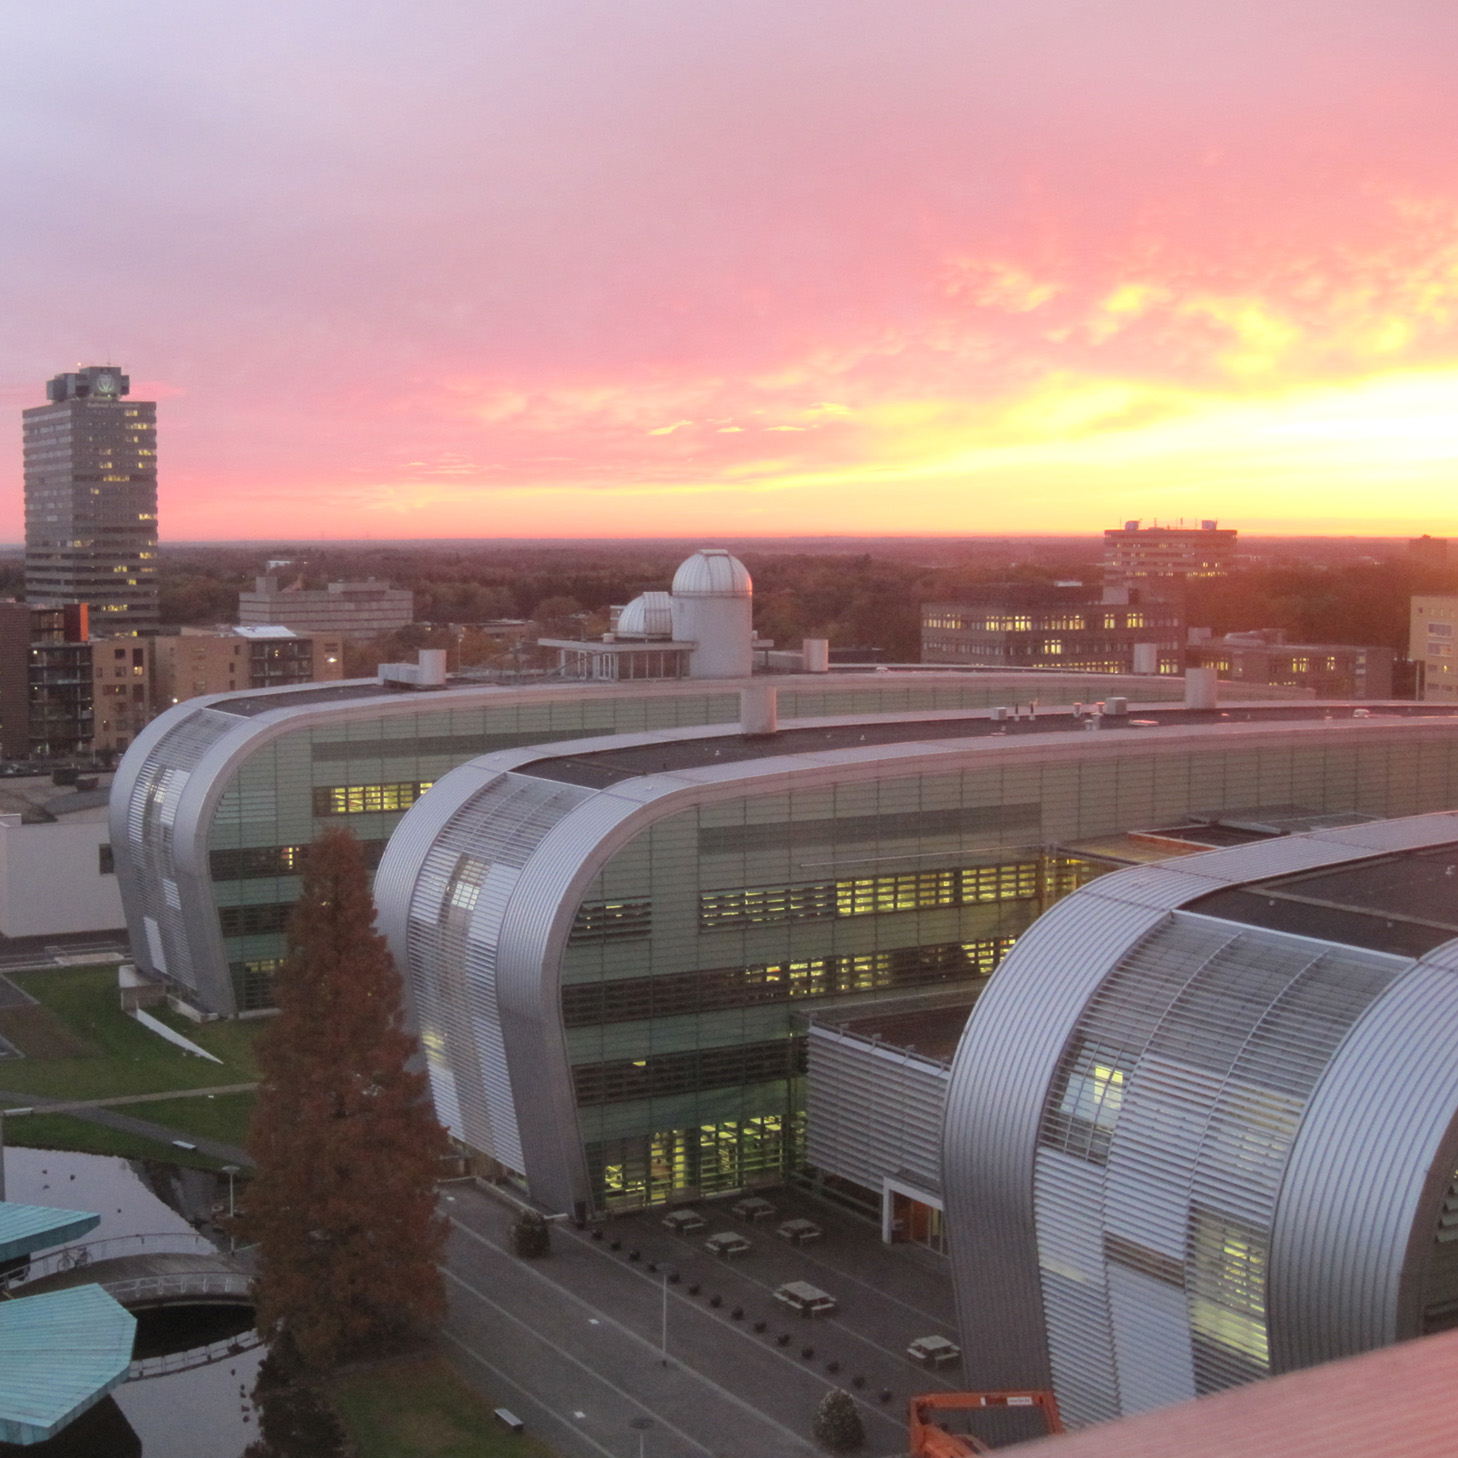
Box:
1104;520;1237;591
1410;534;1448;568
1194;630;1393;699
921;584;1184;675
153;626;344;708
1411;596;1458;701
23;366;159;632
237;577;413;638
541;549;771;680
89;634;153;758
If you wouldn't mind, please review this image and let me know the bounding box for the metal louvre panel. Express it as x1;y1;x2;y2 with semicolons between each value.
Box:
401;774;592;1172
1107;1264;1197;1414
117;708;239;991
943;882;1171;1395
805;1029;947;1195
1032;911;1404;1415
1271;956;1458;1371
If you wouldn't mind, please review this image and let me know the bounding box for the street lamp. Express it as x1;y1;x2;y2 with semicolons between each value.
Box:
0;1108;33;1203
629;1416;653;1458
219;1165;240;1252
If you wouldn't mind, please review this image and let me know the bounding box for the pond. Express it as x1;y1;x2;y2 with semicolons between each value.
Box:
1;1146;264;1458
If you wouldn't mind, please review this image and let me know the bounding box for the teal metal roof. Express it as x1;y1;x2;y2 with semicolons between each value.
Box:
0;1284;137;1445
0;1201;100;1265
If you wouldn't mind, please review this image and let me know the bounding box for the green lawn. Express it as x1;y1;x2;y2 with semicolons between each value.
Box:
331;1355;557;1458
135;1091;255;1148
2;1111;232;1169
0;965;262;1101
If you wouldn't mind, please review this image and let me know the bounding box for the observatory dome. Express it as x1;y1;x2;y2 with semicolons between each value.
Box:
670;549;752;599
615;592;674;639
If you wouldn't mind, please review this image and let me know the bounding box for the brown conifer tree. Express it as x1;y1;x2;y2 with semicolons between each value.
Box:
241;825;449;1370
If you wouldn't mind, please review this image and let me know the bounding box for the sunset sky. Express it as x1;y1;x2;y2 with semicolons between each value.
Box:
2;1;1457;541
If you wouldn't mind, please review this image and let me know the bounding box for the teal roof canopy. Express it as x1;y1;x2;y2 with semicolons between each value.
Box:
0;1201;100;1266
0;1284;137;1445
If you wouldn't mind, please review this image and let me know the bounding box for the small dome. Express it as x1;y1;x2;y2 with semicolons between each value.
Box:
671;549;752;598
615;591;675;639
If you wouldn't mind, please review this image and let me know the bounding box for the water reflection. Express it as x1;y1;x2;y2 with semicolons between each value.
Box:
1;1147;260;1458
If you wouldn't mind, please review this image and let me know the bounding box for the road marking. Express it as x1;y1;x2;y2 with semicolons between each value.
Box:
439;1327;618;1458
449;1210;892;1440
444;1268;717;1457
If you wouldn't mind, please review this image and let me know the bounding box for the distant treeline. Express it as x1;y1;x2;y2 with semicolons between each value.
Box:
148;541;1458;664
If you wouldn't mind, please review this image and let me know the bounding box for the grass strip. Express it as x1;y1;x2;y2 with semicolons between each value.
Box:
3;1112;230;1169
132;1091;256;1148
330;1353;558;1458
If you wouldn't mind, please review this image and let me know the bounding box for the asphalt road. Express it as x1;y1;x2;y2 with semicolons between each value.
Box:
440;1184;963;1458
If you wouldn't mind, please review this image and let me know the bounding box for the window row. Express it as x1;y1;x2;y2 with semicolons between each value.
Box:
561;936;1013;1027
569;899;653;944
700;861;1043;929
572;1036;806;1106
210;838;387;880
217;903;294;938
312;780;434;816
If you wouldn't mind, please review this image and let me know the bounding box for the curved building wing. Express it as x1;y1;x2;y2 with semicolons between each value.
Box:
944;811;1458;1424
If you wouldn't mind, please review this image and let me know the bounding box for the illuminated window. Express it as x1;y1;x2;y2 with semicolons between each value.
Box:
312;780;434;815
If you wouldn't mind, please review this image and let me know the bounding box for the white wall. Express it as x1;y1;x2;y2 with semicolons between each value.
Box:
0;810;126;938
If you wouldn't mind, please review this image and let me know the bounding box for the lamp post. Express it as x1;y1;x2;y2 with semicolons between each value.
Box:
629;1416;653;1458
0;1107;33;1203
219;1164;240;1252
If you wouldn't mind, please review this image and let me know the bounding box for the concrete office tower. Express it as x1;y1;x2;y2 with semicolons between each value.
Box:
23;367;159;632
669;549;754;678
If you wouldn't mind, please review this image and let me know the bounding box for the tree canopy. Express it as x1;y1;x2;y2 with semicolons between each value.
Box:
241;825;450;1370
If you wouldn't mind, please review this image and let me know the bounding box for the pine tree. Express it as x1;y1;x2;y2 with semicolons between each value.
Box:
241;825;450;1370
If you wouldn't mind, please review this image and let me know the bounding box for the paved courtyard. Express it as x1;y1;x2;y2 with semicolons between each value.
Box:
441;1183;965;1458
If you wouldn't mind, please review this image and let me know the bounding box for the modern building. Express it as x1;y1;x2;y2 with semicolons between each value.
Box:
1104;521;1237;591
370;698;1458;1220
943;808;1458;1425
237;577;413;638
1193;630;1393;699
112;663;1193;1019
23;366;159;633
921;584;1184;675
1410;596;1458;701
153;626;344;709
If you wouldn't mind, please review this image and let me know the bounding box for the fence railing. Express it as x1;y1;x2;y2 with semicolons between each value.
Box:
5;1230;229;1288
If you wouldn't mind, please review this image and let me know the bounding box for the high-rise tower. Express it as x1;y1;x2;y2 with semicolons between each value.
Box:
23;366;159;632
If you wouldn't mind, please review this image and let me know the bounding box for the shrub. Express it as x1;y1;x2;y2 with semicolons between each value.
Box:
511;1209;551;1258
813;1388;865;1453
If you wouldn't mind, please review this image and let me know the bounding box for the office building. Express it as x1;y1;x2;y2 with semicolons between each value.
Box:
371;698;1458;1219
153;626;344;708
1411;596;1458;701
921;584;1183;674
1193;630;1393;699
943;809;1458;1425
237;577;413;638
1104;521;1237;591
23;366;158;632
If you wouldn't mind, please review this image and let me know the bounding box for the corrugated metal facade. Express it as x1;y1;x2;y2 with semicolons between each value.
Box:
806;1025;948;1199
944;810;1458;1427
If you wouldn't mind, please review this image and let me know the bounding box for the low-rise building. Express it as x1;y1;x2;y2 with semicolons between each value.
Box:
1411;596;1458;701
153;626;344;709
922;584;1183;674
1193;629;1393;698
237;576;413;638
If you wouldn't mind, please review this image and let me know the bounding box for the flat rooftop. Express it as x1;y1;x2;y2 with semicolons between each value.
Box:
1192;840;1458;959
813;990;983;1066
518;704;1458;788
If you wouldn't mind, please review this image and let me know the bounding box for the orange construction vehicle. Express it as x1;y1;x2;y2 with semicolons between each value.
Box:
909;1390;1064;1456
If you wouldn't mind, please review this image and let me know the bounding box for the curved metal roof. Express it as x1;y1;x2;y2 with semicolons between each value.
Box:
671;548;752;597
615;591;674;639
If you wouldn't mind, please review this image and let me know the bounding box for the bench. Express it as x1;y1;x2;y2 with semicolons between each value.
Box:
494;1408;525;1432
